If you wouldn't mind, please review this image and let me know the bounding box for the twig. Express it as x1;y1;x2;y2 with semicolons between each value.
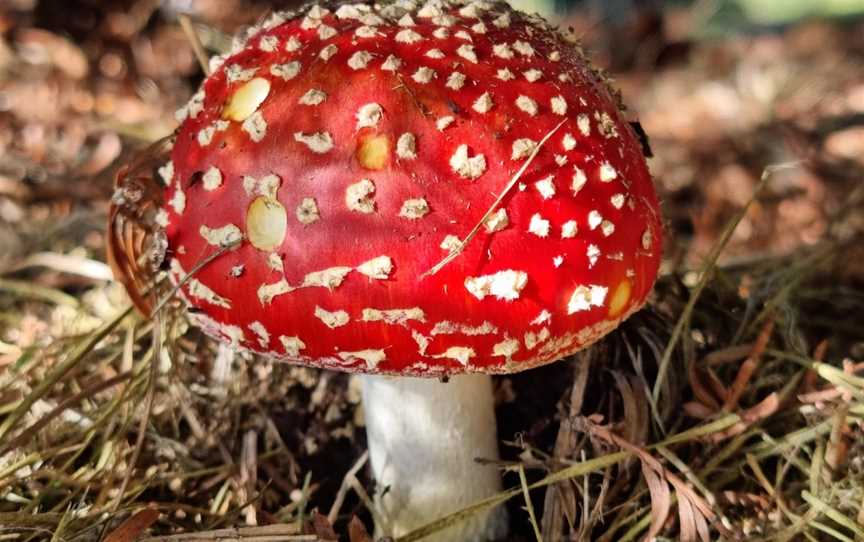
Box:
327;450;369;524
518;465;543;542
178;15;210;76
422;119;567;277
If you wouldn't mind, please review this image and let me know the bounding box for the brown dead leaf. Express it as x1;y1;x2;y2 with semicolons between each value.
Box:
642;462;672;541
348;516;373;542
104;507;160;542
306;512;338;541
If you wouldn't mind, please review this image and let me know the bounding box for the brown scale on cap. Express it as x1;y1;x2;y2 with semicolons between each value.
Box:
131;0;663;376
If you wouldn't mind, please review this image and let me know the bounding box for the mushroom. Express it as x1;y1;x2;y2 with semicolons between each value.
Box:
111;1;663;540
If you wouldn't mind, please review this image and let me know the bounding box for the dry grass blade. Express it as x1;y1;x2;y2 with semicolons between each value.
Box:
652;162;802;403
422;119;567;277
641;463;672;541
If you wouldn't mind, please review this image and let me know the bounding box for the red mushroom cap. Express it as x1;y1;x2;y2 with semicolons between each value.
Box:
160;0;663;376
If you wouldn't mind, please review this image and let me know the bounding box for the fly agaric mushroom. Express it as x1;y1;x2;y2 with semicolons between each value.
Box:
109;1;662;539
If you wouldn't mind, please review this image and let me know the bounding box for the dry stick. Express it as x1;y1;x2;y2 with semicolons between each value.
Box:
326;450;369;524
722;316;775;412
651;162;802;404
178;14;211;76
422;119;567;277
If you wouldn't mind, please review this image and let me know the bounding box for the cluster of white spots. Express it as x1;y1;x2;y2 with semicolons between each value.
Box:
188;278;231;308
588;210;603;230
437;346;475;366
496;68;514;81
449;144;487;179
567;284;608;314
399;198;430;219
561;220;578;239
492;43;513;59
493;12;511;28
248;321;270;348
345;179;376;213
381;54;402;71
199;224;242;247
294;131;334;153
412;329;431;355
512;40;535;56
642;228;653;250
464;269;528;301
170;189;186;214
197;120;229;146
302;266;352;289
515;95;538;116
175;90;204;122
596;111;619;138
456;44;478;62
258;279;293;305
599;162;618;182
528;213;550;237
279;335;306;357
577;114;591;136
396;28;422;43
357;255;393;279
348;51;373;70
225;64;257;83
267;252;284;272
562;133;576;151
512;138;537;160
242;111;267;142
472;92;494;114
524;327;550;349
551;96;567;115
431;320;497;335
553;255;564;267
317;24;337;40
299;89;327;105
296;197;320;224
396;132;417;159
446;71;466;90
355;25;379;38
485;208;508;232
270;61;301;80
436;116;454;130
362;307;425;325
432;27;449;39
355;103;383;129
611;193;626;209
319;44;338;61
412;66;436;83
601;220;615;237
493;338;520;357
230;264;244;277
587;244;601;267
158;161;174;185
202;167;222;190
471;21;487;33
440;234;461;251
572;167;587;194
531;310;552;325
243;173;281;199
398;13;415;26
338;350;386;370
285;36;302;52
417;1;443;18
548;50;561;61
523;69;542;82
314;306;349;328
425;48;445;59
555;154;568;166
534;176;556;199
455;30;472;41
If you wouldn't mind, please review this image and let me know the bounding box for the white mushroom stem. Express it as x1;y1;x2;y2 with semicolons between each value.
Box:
361;373;508;541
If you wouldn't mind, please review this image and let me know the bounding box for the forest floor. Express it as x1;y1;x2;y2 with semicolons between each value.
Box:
1;1;863;541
